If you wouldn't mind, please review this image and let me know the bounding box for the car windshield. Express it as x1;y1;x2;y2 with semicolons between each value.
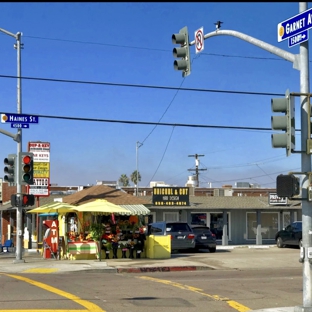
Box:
192;227;212;234
166;223;190;232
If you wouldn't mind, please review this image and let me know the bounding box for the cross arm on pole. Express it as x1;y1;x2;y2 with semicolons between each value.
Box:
189;29;300;70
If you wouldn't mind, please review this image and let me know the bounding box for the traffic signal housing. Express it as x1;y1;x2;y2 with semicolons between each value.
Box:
4;154;16;184
172;26;191;77
21;194;35;207
271;89;295;157
19;152;34;185
276;174;300;198
11;194;35;207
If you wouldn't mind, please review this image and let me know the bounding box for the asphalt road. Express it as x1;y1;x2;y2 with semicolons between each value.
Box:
0;247;304;312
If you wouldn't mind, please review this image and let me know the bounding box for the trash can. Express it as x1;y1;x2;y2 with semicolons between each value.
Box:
147;235;171;259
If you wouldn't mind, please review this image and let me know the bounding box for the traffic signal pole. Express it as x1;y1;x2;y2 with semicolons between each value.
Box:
15;32;24;263
0;28;24;263
183;3;312;310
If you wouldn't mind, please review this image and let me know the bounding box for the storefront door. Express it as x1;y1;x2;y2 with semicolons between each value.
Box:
208;212;230;240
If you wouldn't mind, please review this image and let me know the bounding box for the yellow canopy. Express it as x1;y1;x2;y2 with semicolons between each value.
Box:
27;202;77;214
69;199;131;215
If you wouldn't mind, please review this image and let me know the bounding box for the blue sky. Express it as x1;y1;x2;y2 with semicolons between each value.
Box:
0;2;309;189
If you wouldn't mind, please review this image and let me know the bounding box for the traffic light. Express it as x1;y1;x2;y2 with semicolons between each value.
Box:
11;194;35;207
172;26;191;77
276;174;300;198
21;194;35;207
271;89;295;157
4;154;16;184
19;152;34;185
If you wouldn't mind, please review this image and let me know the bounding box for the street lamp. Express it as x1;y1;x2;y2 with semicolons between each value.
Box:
0;27;24;263
136;141;143;196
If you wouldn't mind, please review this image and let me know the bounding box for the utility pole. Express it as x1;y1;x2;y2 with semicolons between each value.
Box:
135;141;143;196
173;3;312;310
188;154;207;187
0;28;24;263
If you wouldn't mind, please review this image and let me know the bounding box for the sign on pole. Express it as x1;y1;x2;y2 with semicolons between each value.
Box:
27;142;50;197
195;27;204;54
277;7;312;42
288;29;309;48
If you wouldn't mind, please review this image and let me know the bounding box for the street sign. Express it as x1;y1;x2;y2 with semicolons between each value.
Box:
288;29;309;47
277;7;312;42
1;113;39;124
11;123;29;129
195;27;204;54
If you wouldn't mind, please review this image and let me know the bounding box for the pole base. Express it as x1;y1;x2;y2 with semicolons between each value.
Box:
13;259;25;264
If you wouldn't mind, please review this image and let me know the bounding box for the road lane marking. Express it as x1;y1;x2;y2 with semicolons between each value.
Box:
22;268;59;273
1;273;106;312
138;276;251;312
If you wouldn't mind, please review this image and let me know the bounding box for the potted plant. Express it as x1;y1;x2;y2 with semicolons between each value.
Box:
89;223;104;261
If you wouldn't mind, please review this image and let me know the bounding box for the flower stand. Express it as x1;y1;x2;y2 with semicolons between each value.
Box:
112;247;118;259
122;248;127;258
129;247;134;259
136;250;142;259
105;250;110;259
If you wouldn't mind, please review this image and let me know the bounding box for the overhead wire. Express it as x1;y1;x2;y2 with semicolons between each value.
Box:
0;33;297;186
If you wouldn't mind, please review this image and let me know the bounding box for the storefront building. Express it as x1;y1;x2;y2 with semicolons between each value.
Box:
144;193;301;246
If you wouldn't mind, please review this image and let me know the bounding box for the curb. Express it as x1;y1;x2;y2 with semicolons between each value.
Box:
116;265;215;273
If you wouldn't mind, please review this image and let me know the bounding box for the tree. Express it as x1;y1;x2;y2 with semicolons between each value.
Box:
118;174;130;187
130;170;141;186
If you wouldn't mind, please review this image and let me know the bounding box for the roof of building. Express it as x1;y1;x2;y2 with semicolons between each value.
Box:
62;184;150;206
140;195;301;210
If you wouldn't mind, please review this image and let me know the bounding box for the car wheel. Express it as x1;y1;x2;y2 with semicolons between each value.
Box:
276;237;284;248
208;247;216;253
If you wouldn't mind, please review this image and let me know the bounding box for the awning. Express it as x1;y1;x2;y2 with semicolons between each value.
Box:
119;205;150;215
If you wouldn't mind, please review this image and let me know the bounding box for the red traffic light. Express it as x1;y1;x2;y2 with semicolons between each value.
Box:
22;155;31;164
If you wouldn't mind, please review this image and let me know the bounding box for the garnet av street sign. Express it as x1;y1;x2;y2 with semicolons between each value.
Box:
277;7;312;42
288;29;309;47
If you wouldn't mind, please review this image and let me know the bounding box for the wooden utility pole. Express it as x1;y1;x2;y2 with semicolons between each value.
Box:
188;154;207;187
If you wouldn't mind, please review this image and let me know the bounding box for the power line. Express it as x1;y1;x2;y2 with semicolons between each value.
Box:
21;34;299;62
0;111;276;131
0;74;285;96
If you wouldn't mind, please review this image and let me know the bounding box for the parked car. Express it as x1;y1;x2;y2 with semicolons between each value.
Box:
275;221;302;248
191;225;217;253
147;221;195;252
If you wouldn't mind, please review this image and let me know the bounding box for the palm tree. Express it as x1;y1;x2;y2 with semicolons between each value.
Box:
130;170;141;186
118;174;130;187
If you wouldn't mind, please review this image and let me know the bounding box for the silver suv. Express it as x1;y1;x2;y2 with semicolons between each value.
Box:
147;221;195;252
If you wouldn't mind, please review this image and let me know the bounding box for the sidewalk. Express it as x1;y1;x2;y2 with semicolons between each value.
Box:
0;244;276;274
0;245;304;312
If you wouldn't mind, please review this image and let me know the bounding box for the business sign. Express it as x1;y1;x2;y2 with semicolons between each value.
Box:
27;142;50;197
277;7;312;42
288;29;309;47
269;193;288;205
152;187;190;206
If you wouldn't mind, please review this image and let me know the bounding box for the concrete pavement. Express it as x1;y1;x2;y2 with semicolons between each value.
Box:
0;244;306;312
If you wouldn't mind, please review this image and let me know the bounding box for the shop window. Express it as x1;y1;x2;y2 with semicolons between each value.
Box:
209;213;229;240
163;212;178;222
191;213;207;226
247;212;278;239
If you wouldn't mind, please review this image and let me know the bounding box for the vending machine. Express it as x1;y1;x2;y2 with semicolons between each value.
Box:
43;219;58;259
